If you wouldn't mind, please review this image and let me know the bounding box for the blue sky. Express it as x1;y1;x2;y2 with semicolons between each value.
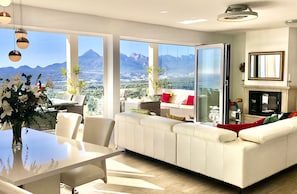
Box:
0;28;194;68
0;29;105;68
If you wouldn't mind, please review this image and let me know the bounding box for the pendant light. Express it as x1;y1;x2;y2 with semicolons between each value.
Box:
0;11;11;24
16;37;29;49
15;0;29;49
8;0;22;62
15;27;27;38
8;50;21;62
0;0;11;6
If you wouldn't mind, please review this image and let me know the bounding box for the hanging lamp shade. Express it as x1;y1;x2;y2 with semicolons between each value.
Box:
15;28;28;38
0;11;11;24
16;37;29;49
0;0;11;6
8;50;22;62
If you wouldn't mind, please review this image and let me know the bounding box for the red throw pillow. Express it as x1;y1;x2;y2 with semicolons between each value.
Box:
161;93;171;103
254;117;266;125
288;111;297;118
217;117;265;134
217;123;258;134
186;95;194;105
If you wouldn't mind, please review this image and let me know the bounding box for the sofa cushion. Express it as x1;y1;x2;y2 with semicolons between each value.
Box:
173;123;237;142
115;112;148;124
279;112;291;120
239;117;297;144
263;114;279;124
161;93;171;103
161;102;179;108
131;108;150;115
140;115;182;132
166;114;186;121
179;104;194;109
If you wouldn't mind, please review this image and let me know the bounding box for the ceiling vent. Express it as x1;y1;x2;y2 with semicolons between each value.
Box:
218;4;258;22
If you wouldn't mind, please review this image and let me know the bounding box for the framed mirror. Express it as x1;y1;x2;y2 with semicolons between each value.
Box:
248;51;284;81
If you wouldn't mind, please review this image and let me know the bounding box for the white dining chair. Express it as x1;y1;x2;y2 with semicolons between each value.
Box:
62;93;73;101
0;180;33;194
67;95;86;119
60;116;115;194
55;112;82;139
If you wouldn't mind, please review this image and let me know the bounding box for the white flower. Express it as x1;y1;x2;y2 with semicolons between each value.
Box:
18;94;29;102
0;87;3;97
1;100;12;119
12;74;22;87
4;91;11;99
46;79;54;89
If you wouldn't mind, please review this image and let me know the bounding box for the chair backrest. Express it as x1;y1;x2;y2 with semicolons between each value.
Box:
62;93;73;101
72;95;86;106
55;112;82;139
83;116;115;146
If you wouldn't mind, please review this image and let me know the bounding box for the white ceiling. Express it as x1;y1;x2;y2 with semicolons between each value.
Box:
20;0;297;33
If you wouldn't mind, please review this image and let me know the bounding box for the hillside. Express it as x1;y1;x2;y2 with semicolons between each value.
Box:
0;49;194;83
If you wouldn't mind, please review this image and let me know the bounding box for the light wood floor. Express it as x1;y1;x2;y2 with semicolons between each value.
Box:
61;150;297;194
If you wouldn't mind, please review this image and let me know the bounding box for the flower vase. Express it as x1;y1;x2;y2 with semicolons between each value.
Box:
12;123;23;150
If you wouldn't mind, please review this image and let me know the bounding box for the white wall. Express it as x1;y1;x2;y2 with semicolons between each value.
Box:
288;28;297;86
230;33;246;102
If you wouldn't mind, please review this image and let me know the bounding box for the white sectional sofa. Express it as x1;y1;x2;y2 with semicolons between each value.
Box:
114;112;297;189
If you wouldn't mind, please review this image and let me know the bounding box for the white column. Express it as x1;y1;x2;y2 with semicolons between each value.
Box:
66;35;79;94
148;43;159;96
103;34;120;118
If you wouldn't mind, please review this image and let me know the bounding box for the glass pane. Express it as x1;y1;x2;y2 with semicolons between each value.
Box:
196;47;222;123
0;29;66;99
78;35;104;115
120;40;149;99
159;44;195;90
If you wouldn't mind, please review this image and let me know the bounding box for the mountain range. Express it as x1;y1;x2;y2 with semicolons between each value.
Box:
0;49;195;83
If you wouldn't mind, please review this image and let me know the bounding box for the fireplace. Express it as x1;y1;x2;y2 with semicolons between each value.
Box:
249;91;282;116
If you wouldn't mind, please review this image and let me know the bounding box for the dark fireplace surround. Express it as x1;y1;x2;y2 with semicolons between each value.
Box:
249;91;282;116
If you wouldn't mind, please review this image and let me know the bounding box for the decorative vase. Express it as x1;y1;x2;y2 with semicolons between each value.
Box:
12;122;23;150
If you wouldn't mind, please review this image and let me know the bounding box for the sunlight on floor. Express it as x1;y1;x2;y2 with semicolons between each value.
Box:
106;158;143;173
107;176;164;190
61;156;164;194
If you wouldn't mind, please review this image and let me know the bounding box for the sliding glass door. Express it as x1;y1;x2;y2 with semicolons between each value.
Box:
194;43;230;124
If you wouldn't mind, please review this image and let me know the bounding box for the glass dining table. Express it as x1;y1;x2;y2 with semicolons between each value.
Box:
0;128;122;194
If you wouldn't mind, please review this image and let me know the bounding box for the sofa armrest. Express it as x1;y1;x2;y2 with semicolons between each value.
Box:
239;117;297;144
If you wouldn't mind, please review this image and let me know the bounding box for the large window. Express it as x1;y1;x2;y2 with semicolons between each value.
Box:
78;35;104;115
0;28;105;115
119;40;195;100
159;44;195;90
120;40;149;98
0;29;66;98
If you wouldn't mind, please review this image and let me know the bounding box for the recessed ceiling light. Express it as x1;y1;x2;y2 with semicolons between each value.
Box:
178;19;207;25
218;4;258;22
